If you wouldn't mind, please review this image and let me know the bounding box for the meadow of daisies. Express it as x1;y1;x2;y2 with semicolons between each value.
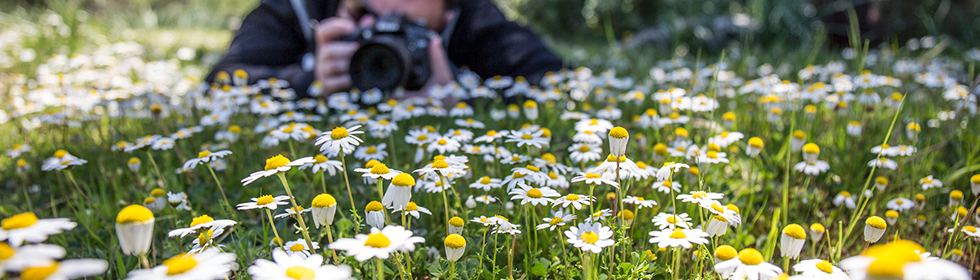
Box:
3;11;980;280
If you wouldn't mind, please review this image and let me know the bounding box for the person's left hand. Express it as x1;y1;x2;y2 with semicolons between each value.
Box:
403;13;455;103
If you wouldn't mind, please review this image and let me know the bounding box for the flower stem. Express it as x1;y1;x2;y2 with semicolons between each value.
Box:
265;209;285;251
582;251;594;280
206;164;232;215
325;224;340;266
375;257;385;280
439;174;451;233
339;150;358;217
277;173;316;254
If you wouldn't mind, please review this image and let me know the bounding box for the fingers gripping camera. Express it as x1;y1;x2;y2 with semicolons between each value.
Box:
342;13;435;91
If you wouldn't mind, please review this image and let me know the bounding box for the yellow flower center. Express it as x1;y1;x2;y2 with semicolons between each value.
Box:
370;163;390;175
445;234;466;249
256;195;276;206
668;229;687;239
792;130;806;140
549;172;558;179
526;165;540;172
20;263;59;280
706;151;719;159
737;249;764;265
285;266;315;279
811;223;825;233
886;210;899;218
366;201;384;212
190;215;214;227
0;242;14;260
366;147;378;154
923;178;933;184
116;205;154;224
875;177;888;185
609;127;629;139
432;159;449;169
619;209;634;220
289;243;305;252
580;231;599;244
197;150;211;159
748;137;764;148
715;245;737;260
197;230;213;246
449;217;464;227
330;127;349;140
815;260;834;274
840;191;851;198
391;173;415;187
480;176;492;184
2;212;39;230
666;216;677;224
691;191;707;199
228;125;241;133
802;143;819;154
526;188;543;198
163;254;198;275
585;173;601;179
964;226;977;233
549;217;564;226
405;202;419;211
866;216;887;229
151;188;165;197
783;224;806;239
312;155;329;164
53;149;68;158
364;232;391;248
521;134;533;140
265;155;292;171
674;128;688;137
578;145;592;153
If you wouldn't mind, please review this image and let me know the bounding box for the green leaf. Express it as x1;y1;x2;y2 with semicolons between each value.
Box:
530;262;547;276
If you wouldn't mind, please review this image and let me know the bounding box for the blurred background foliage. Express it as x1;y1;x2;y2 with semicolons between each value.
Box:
2;0;979;74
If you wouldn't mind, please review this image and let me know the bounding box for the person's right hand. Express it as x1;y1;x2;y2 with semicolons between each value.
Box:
314;17;359;94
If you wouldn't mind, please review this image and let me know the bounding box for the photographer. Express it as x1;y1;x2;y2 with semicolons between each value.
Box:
205;0;564;97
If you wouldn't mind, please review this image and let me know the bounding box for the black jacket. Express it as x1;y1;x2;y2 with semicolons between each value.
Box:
206;0;563;97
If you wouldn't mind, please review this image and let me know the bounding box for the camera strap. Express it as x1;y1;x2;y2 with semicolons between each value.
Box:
289;0;317;72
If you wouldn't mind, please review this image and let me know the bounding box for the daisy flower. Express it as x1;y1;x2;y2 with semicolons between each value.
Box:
455;118;485;129
391;202;431;219
182;150;232;171
677;191;724;206
833;191;856;209
657;162;690;181
839;240;970;280
126;250;236;280
536;210;575;231
6;144;30;158
41;156;87;171
469;176;502;191
885;197;914;212
426;137;462;154
568;143;602;163
698;150;730;165
780;224;806;259
151;137;175;150
867;158;898;170
354;161;402;181
115;205;155;257
570;172;618;187
168;215;237;238
574;119;614;135
414;158;467;178
919;175;943;190
652;213;692;229
241;154;316;186
509;183;560;206
607;127;629;156
864;216;887;243
473;130;508;143
585;209;614;223
473;195;497;205
381;173;415;210
445;128;474;142
652;179;681;194
0;243;67;274
298;155;344;176
275;206;313;220
553;193;593;210
16;259;107;280
276;239;320;257
328;225;425;262
564;222;614;253
353;144;388;162
713;248;783;280
709;131;745;148
247;249;352;280
310;194;338;228
793;160;830;175
648;228;709;249
237;195;290;211
315;125;364;158
505;129;548;148
623;196;658;209
0;212;76;246
572;130;603;144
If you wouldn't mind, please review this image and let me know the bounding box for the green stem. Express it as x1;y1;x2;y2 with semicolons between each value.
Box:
374;257;385;280
277;174;317;254
206;164;233;215
265;209;285;251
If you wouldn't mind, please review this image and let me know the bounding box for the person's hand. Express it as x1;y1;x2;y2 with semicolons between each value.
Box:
313;17;359;94
403;12;456;103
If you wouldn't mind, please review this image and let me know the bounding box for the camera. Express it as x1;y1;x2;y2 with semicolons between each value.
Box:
341;13;434;91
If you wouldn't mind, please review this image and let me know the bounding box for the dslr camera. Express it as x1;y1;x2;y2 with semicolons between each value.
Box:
341;13;434;91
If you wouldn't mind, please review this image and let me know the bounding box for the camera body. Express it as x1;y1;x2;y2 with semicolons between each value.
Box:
341;13;433;91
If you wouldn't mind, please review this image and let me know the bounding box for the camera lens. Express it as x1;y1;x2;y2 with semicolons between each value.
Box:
349;37;411;91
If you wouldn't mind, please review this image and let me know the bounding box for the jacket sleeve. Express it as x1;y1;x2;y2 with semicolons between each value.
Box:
448;0;564;85
205;0;316;96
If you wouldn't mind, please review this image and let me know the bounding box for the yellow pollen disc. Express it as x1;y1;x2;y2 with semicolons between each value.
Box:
972;174;980;184
526;188;543;198
950;191;963;200
619;209;634;220
479;176;493;184
494;215;509;222
116;205;154;224
956;207;968;218
691;191;707;199
737;249;764;265
0;242;13;260
668;229;687;239
783;224;806;239
449;217;464;227
715;245;737;260
707;151;719;159
722;112;735;121
964;226;976;233
17;159;26;167
366;201;384;212
585;173;601;179
369;163;390;174
144;197;156;204
53;150;68;158
549;217;563;226
866;216;887;229
793;130;806;139
840;191;851;198
197;230;213;246
584;130;594;135
580;231;599;244
914;194;925;201
802;143;819;154
539;128;552;137
190;215;214;227
2;212;39;230
526;165;540;172
289;243;305;252
810;223;825;232
713;215;729;222
405;202;419;211
875;177;888;185
129;157;141;165
286;266;315;279
523;100;537;108
445;234;466;248
197;150;211;159
264;154;292;171
674;128;688;137
330;127;349;140
312;155;329;164
726;204;740;214
163;254;198;275
886;210;899;218
521;134;533;140
666;216;677;224
432;159;450;169
20;263;59;280
228;125;241;133
253;195;275;206
748;137;764;148
609;127;629;139
815;260;834;274
151;188;165;197
364;146;378;154
364;232;391;248
922;178;933;184
391;173;415;187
